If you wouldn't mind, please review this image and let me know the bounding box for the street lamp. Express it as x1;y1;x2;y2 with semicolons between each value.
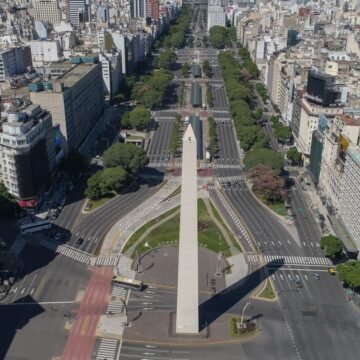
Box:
239;301;251;329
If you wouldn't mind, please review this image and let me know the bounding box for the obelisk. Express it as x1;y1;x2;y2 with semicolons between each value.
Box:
176;123;199;334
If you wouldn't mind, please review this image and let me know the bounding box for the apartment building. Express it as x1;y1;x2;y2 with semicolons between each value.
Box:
29;62;104;150
0;46;32;81
33;0;62;26
0;104;56;200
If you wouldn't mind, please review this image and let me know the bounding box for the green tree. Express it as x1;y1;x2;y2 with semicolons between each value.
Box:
337;261;360;289
101;167;129;192
85;171;106;200
157;50;176;69
103;143;148;174
202;60;211;77
244;148;284;174
209;32;225;49
320;235;343;259
0;182;16;216
129;106;151;130
170;32;185;48
181;63;190;77
202;35;208;47
59;150;88;176
274;123;292;143
287;147;302;163
121;111;132;129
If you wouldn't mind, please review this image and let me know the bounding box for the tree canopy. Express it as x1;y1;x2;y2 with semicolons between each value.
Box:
128;106;151;130
287;147;302;163
157;50;176;70
0;182;16;217
209;26;236;49
103;143;148;174
337;261;360;289
244;148;284;174
202;60;211;77
320;235;343;259
181;63;190;78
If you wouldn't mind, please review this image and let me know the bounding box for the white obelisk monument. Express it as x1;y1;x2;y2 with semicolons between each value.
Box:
176;123;199;334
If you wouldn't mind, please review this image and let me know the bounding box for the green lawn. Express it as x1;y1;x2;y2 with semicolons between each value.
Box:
122;206;180;254
229;317;257;338
210;201;242;252
87;193;115;211
130;199;232;258
254;193;287;216
258;280;276;300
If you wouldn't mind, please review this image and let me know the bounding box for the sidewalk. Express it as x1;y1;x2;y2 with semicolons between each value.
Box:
225;253;248;288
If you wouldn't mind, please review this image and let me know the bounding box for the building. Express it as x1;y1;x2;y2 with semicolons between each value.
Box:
29;40;63;65
0;104;56;201
29;62;104;150
0;46;32;81
33;0;62;26
147;0;159;22
67;0;91;27
207;0;225;33
130;0;146;18
99;53;122;99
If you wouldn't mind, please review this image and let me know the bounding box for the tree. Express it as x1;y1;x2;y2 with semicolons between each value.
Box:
181;63;190;78
59;150;88;176
102;167;129;192
157;50;176;69
85;171;106;200
244;148;284;174
129;106;151;130
337;261;360;289
209;32;225;49
274;123;292;143
121;111;132;129
202;60;211;77
170;32;185;48
249;164;286;203
287;147;302;164
202;35;208;47
320;235;343;259
0;182;16;217
103;143;148;174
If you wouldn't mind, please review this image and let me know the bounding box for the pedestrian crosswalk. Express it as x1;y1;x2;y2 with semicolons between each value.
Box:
8;237;27;256
219;175;245;183
106;286;128;315
39;238;91;264
95;338;119;360
95;255;119;267
169;176;216;184
245;254;333;266
215;189;254;251
213;164;243;169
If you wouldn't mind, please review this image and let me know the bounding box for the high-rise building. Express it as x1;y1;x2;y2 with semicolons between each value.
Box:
33;0;62;26
147;0;159;22
0;46;32;81
130;0;146;18
207;0;225;33
67;0;91;26
29;62;104;150
0;104;56;201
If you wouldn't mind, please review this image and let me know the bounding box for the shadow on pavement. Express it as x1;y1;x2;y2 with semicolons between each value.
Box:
199;260;283;330
0;295;45;359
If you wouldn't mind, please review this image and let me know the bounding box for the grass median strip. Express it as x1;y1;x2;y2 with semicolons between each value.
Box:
257;280;276;300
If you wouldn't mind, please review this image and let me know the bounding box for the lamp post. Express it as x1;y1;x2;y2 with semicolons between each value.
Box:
239;301;251;329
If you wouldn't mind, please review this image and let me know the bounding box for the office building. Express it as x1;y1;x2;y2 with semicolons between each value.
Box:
29;62;104;150
33;0;62;26
29;40;62;65
0;46;32;81
207;0;225;33
68;0;91;26
0;104;56;201
130;0;146;18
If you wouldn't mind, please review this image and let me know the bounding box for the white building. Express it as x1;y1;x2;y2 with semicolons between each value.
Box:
207;0;226;33
29;40;63;66
99;52;122;99
0;104;56;199
33;0;62;26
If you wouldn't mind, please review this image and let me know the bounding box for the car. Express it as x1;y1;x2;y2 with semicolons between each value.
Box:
76;238;84;246
312;273;320;280
292;278;303;288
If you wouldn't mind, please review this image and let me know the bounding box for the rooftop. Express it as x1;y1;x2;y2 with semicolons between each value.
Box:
58;63;98;88
347;145;360;166
339;114;360;127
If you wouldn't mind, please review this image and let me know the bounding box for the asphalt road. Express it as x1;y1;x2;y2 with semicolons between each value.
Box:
210;84;227;110
215;121;241;166
147;118;174;164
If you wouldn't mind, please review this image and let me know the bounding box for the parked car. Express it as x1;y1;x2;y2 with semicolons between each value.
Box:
312;273;320;280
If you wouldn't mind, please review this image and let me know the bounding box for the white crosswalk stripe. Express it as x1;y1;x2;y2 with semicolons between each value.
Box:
8;237;27;256
263;255;333;266
106;286;128;315
95;256;119;267
219;175;245;183
38;238;91;264
213;164;242;169
96;338;119;360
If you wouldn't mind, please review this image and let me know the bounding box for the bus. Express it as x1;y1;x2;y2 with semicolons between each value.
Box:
112;276;144;291
20;220;51;234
